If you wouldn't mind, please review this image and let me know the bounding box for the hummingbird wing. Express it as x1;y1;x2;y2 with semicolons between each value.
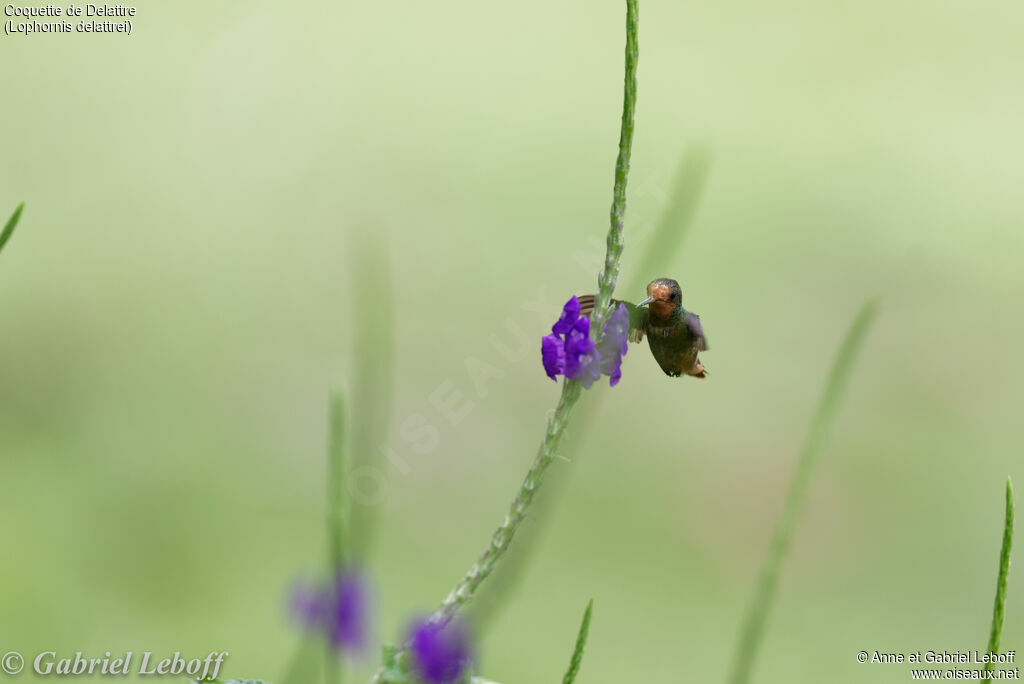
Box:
686;312;708;351
577;295;647;343
627;302;648;343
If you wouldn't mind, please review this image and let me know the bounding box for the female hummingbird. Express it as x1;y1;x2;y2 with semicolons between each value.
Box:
579;278;708;378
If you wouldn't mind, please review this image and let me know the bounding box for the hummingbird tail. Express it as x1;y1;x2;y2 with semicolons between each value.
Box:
577;294;597;318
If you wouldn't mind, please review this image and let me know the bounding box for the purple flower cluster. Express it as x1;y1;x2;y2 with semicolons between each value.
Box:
291;569;369;653
408;618;472;684
541;296;630;388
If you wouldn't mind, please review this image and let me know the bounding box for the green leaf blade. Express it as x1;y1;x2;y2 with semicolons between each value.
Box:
727;298;879;684
624;146;712;296
983;477;1014;678
0;202;25;256
563;599;594;684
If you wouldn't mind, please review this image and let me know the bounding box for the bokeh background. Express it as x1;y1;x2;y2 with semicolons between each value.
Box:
2;1;1023;682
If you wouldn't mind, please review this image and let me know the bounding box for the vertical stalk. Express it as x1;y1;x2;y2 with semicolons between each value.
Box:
983;478;1014;680
429;0;639;625
431;379;583;623
592;0;639;335
1;202;25;256
349;236;394;558
327;391;349;684
369;3;640;681
328;391;350;570
727;300;878;684
562;599;594;684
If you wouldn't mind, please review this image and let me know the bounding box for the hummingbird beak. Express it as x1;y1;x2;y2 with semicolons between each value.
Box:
637;297;654;307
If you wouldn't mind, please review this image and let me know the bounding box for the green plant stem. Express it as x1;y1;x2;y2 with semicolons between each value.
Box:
328;391;350;570
281;240;394;684
429;0;637;629
1;202;25;256
350;235;394;558
432;379;583;624
727;299;879;684
430;0;637;628
468;146;712;635
592;0;639;335
326;391;349;684
369;3;639;681
562;600;594;684
983;477;1014;679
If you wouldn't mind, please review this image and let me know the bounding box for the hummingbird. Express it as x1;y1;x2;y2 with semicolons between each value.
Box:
578;278;708;378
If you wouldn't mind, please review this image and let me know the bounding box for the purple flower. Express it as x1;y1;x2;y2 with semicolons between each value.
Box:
552;295;582;335
328;571;368;650
541;298;629;388
598;303;630;387
291;569;369;653
563;316;597;383
408;618;472;684
291;580;327;627
541;334;566;380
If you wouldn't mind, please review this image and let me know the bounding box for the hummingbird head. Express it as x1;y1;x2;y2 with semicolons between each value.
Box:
638;278;682;320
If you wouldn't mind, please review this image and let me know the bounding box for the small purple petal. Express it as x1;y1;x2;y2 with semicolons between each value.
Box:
408;619;472;684
564;317;595;381
290;569;370;654
328;570;368;651
597;303;630;386
291;581;327;630
607;358;623;387
606;303;631;357
551;296;581;335
574;350;602;389
541;334;566;381
602;342;625;386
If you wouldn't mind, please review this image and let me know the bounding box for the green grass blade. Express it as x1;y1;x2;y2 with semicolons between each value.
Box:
562;600;594;684
279;634;324;684
1;202;25;256
278;394;350;684
326;390;349;684
280;634;328;684
625;146;711;296
327;390;350;570
349;235;394;558
727;298;879;684
983;477;1014;679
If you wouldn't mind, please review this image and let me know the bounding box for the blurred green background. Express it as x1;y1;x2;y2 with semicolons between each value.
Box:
2;1;1023;682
